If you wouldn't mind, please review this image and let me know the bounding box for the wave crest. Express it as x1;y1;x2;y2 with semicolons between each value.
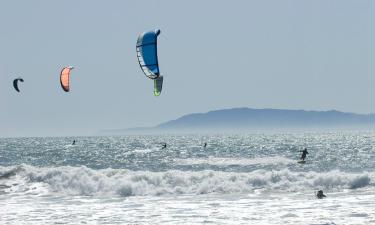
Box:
0;165;373;197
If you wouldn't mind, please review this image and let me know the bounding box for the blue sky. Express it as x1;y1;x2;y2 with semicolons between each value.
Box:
1;0;375;136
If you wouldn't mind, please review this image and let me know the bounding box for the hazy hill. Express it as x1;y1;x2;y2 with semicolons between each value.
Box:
99;108;375;135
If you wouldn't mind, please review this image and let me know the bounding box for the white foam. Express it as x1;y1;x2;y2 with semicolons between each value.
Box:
131;148;157;154
175;156;295;166
1;165;374;197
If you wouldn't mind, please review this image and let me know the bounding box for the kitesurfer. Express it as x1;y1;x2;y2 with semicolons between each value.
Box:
299;148;309;161
72;140;76;145
161;143;167;149
203;143;207;148
316;190;326;199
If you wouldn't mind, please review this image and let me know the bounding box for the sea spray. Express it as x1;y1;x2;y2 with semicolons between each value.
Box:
0;165;373;197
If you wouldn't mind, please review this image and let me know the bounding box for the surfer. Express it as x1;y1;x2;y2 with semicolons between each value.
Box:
203;142;207;148
316;190;326;199
299;148;309;161
72;140;76;145
161;143;167;149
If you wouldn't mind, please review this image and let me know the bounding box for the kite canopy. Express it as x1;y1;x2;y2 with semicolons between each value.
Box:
154;76;163;96
60;66;74;92
13;78;24;92
136;29;161;79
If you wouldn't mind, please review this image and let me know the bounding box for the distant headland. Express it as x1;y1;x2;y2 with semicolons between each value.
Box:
99;108;375;135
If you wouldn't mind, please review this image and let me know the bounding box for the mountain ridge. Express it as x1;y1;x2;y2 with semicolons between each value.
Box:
99;108;375;135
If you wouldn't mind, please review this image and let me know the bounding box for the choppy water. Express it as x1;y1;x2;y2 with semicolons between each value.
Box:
1;132;375;224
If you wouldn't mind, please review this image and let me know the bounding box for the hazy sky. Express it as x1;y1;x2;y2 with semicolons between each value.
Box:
1;0;375;137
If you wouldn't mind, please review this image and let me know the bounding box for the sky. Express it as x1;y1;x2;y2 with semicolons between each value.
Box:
1;0;375;137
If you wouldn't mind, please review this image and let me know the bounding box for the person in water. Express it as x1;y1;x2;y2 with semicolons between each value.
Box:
161;143;167;149
72;140;76;145
203;142;207;148
316;190;326;199
300;148;309;161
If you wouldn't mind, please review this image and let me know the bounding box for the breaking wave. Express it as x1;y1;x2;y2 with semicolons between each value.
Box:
0;165;373;197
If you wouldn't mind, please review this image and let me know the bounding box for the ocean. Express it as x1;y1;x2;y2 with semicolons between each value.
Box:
1;132;375;224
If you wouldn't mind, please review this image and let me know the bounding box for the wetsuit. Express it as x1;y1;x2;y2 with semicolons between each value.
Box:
300;149;308;161
317;191;326;199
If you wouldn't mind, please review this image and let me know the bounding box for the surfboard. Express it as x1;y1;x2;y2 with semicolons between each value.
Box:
297;160;306;164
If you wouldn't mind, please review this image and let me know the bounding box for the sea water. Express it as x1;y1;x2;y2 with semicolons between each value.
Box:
1;132;375;224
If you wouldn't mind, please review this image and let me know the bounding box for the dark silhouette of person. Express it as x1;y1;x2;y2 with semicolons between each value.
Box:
161;143;167;149
72;140;76;145
316;190;326;199
300;148;309;161
203;143;207;148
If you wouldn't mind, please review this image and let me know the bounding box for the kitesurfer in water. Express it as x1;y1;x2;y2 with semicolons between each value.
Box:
161;143;167;149
300;148;309;161
203;143;207;148
72;140;76;145
316;190;326;199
